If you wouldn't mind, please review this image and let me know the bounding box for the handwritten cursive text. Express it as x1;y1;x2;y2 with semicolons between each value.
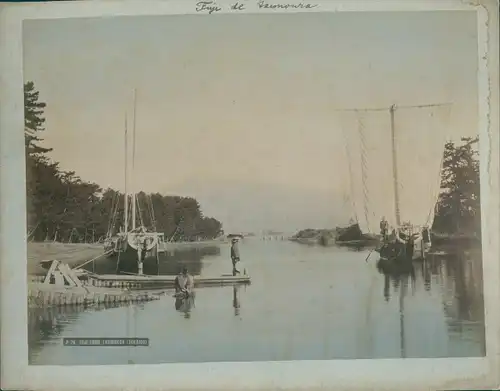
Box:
196;1;222;14
257;0;317;9
195;0;318;14
230;2;246;10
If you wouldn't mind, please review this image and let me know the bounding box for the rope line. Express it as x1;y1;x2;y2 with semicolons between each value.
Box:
357;112;371;233
342;125;359;223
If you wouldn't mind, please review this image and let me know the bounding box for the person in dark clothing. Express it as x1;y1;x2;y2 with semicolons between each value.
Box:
174;267;194;296
141;240;148;261
406;235;415;259
422;227;430;243
380;217;389;240
230;238;241;276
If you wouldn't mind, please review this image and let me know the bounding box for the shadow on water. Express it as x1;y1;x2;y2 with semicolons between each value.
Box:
28;301;132;363
375;244;486;357
175;294;196;319
172;284;243;319
86;246;221;276
233;285;241;317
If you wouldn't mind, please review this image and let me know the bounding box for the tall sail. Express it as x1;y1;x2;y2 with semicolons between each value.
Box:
393;106;450;229
341;109;397;234
340;104;451;234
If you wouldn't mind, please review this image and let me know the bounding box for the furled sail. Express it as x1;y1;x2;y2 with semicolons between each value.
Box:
340;104;451;235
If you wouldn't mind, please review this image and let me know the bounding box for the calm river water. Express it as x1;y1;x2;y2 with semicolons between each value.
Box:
28;238;485;364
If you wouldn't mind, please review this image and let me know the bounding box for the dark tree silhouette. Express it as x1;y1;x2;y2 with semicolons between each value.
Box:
432;137;481;236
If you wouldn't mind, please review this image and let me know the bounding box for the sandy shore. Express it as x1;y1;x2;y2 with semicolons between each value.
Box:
27;242;103;276
27;240;225;276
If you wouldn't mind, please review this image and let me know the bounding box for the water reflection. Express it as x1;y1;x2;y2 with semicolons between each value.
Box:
233;285;241;316
29;241;486;364
28;301;131;362
175;294;196;319
375;246;486;356
85;245;221;276
377;258;416;302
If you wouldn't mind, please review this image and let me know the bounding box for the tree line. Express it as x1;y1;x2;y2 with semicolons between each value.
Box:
432;136;481;237
25;81;224;243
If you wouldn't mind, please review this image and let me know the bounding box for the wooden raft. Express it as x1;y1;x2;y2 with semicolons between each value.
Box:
33;259;251;291
79;272;251;289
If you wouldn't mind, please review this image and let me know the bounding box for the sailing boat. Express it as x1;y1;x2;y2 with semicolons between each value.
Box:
104;90;165;274
341;102;451;263
335;128;379;249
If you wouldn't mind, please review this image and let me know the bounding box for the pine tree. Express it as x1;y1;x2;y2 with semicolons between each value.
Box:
433;137;481;236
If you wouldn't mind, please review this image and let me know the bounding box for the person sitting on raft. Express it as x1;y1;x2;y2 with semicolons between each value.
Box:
174;267;194;296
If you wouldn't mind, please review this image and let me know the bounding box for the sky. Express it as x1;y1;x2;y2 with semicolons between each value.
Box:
23;11;479;234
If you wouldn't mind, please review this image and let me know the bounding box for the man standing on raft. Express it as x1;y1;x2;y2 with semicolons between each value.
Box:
230;237;241;276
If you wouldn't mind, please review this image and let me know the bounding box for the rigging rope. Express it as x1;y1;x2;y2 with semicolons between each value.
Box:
112;195;119;233
425;136;447;228
342;125;359;224
357;112;371;234
106;195;116;236
136;195;145;228
148;196;157;231
107;192;120;238
340;103;450;236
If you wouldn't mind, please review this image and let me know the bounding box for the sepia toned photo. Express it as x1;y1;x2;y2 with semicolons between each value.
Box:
1;1;498;390
23;9;487;365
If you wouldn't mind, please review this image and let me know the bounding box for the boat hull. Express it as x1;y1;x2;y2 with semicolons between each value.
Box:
104;230;165;274
105;239;160;274
376;237;429;263
335;238;379;249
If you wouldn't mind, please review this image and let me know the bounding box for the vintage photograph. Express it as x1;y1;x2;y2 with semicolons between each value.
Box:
25;10;485;365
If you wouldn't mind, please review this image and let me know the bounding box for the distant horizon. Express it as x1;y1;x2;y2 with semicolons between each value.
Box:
24;11;479;233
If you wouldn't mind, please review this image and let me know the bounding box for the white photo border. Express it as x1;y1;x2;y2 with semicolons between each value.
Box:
0;1;498;390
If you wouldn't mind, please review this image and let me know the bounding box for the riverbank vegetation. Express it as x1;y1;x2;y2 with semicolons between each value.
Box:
432;137;481;240
25;81;224;243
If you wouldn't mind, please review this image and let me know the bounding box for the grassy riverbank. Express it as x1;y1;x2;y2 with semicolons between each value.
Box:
27;242;103;276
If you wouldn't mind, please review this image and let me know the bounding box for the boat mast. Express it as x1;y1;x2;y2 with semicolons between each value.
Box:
336;102;450;232
124;112;129;233
131;88;137;230
390;105;401;227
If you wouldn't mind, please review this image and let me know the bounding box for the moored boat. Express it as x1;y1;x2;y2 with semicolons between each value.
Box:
105;227;165;273
103;89;165;274
341;102;451;264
